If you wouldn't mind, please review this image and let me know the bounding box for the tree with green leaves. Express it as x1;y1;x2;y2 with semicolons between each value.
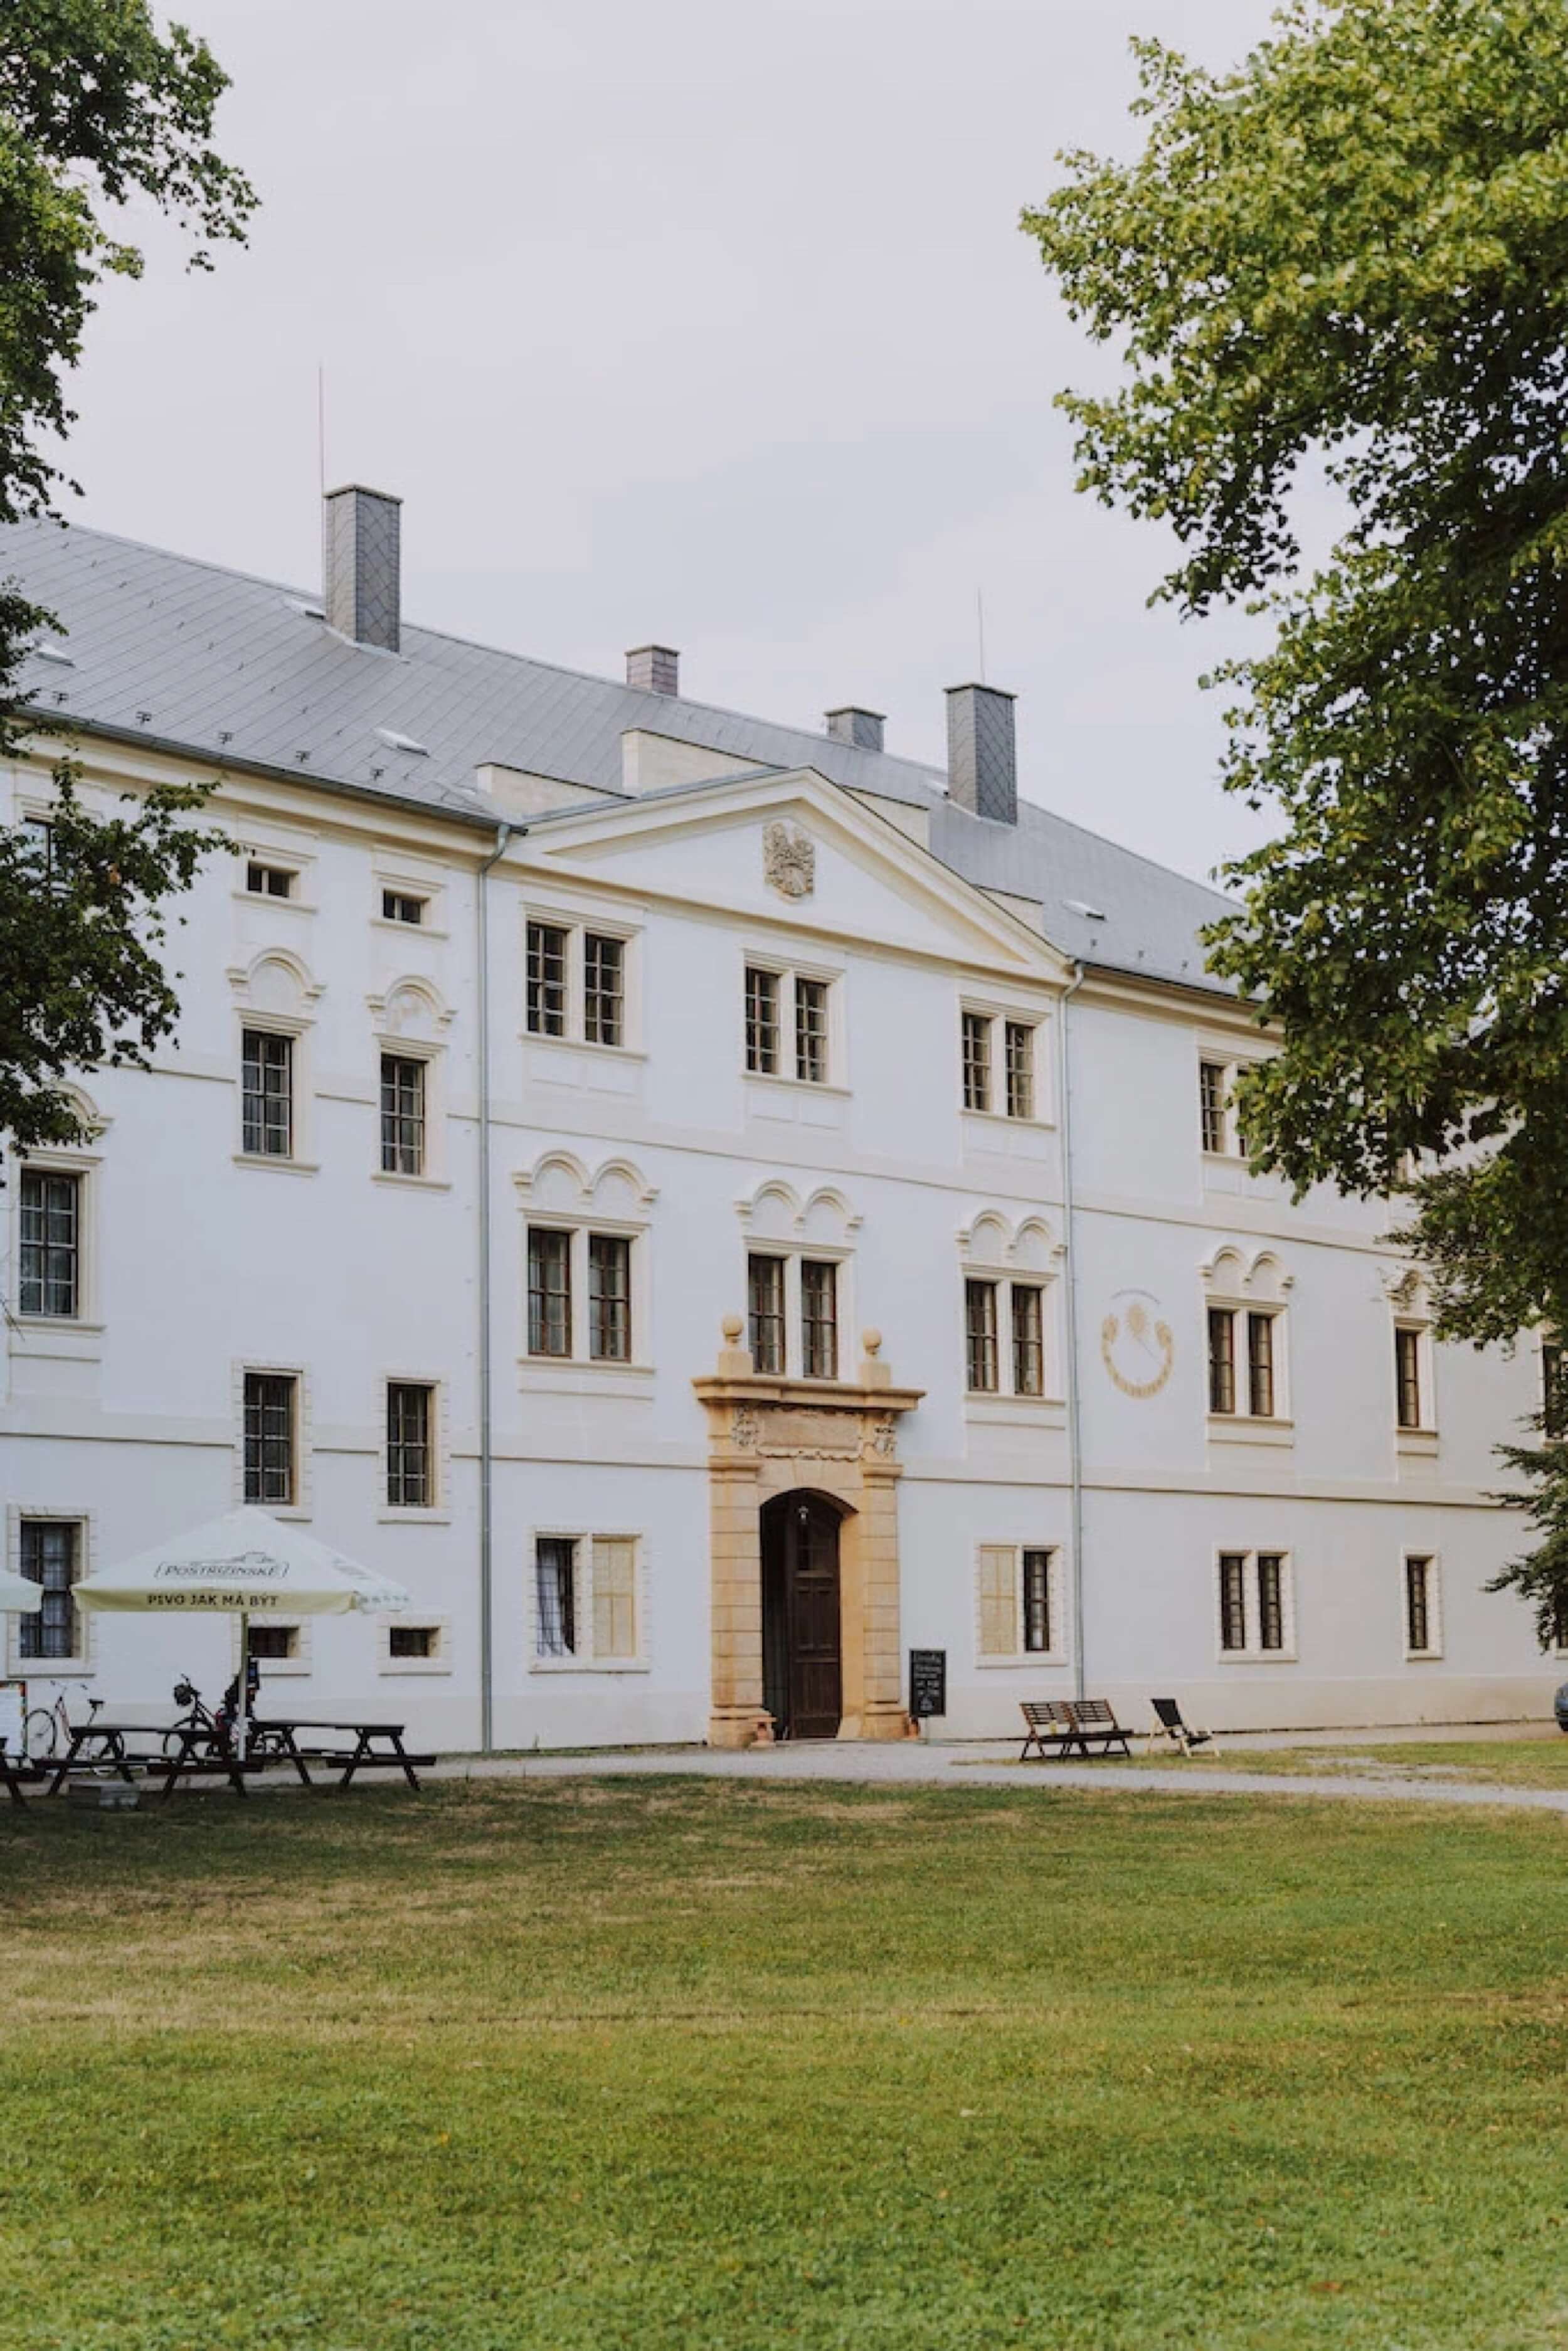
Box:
1023;0;1568;1644
1;1;254;1154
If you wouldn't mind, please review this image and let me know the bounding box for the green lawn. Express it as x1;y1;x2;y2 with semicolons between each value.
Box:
1113;1736;1568;1790
3;1779;1568;2350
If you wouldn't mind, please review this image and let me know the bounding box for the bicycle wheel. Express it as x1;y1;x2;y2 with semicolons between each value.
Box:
23;1708;57;1762
162;1713;199;1761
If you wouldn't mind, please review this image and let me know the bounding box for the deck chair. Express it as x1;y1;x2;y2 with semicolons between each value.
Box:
1148;1697;1216;1758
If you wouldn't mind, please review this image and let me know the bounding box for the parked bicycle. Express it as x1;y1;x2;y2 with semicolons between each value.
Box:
165;1662;284;1761
22;1689;104;1762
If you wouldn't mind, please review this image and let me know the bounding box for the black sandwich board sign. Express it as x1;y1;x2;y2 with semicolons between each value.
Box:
908;1648;947;1721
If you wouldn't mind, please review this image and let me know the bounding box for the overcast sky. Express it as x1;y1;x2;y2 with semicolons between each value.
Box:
62;0;1282;885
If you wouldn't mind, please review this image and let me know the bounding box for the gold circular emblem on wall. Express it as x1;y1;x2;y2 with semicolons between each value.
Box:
1101;1291;1174;1399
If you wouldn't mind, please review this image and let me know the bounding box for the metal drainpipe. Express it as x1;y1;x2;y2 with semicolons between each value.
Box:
476;820;517;1754
1057;960;1088;1699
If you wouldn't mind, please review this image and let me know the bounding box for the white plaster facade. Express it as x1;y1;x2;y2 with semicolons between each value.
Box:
2;515;1561;1746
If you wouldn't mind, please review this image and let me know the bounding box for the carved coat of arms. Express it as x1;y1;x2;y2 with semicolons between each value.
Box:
764;822;814;900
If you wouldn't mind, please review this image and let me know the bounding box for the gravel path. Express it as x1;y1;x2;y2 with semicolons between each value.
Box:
426;1739;1568;1815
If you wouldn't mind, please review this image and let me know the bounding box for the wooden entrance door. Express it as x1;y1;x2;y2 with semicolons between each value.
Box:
760;1493;843;1739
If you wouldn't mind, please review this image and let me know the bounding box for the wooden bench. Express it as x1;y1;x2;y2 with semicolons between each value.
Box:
254;1720;435;1790
1019;1700;1080;1761
0;1751;46;1807
1067;1697;1133;1756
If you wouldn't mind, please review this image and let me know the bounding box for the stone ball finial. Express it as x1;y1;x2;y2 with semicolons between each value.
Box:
722;1313;744;1344
862;1328;882;1357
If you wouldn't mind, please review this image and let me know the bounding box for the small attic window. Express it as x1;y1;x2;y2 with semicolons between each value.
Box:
376;726;429;757
1063;898;1107;921
285;597;326;620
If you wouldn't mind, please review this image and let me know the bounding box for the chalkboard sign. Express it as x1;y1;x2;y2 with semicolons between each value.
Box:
909;1648;946;1719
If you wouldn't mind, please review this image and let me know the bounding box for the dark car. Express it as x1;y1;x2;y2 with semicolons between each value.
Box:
1555;1684;1568;1733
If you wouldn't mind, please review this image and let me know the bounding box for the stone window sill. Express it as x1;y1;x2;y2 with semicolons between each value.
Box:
1207;1415;1294;1446
233;1153;320;1177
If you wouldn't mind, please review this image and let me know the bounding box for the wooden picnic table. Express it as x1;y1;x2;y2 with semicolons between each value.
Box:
1;1750;46;1806
252;1719;433;1791
46;1717;259;1799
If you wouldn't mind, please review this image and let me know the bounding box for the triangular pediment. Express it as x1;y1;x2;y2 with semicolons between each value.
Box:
519;768;1071;982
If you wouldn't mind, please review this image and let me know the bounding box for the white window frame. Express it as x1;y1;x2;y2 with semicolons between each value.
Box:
1205;1300;1291;1428
371;1034;449;1189
959;1000;1048;1125
232;837;317;912
228;952;324;1176
9;1132;107;1342
1393;1317;1438;1441
961;1265;1056;1405
524;905;642;1054
527;1529;649;1672
741;953;847;1091
5;1504;96;1678
379;1615;453;1676
744;1243;854;1383
379;1373;450;1522
1213;1547;1297;1662
1196;1045;1264;1163
973;1541;1069;1669
523;1218;650;1377
372;852;448;938
1401;1549;1444;1661
234;1361;312;1519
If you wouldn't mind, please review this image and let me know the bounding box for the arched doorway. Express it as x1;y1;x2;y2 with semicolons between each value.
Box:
760;1491;844;1739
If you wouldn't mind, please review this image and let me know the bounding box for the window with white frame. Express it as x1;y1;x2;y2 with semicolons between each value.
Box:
532;1534;642;1664
241;1029;294;1158
526;916;633;1049
248;1623;303;1664
246;861;296;900
18;1167;82;1319
747;1251;840;1381
1543;1340;1565;1439
1197;1054;1254;1159
959;1213;1057;1404
381;888;426;926
527;1227;637;1364
379;1055;426;1176
1403;1553;1442;1658
1202;1249;1291;1425
18;1518;82;1662
744;962;837;1085
977;1543;1064;1662
961;1006;1041;1120
1394;1323;1430;1432
1216;1549;1294;1657
243;1371;299;1506
381;1618;451;1674
386;1381;437;1509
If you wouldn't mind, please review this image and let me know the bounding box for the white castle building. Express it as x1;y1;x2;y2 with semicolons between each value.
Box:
2;487;1558;1747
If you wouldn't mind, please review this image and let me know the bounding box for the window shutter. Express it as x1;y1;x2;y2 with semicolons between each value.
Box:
978;1544;1018;1657
592;1537;638;1660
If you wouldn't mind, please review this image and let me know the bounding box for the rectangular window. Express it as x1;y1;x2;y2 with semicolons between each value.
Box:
1004;1022;1036;1121
1200;1061;1227;1154
526;921;568;1038
1545;1343;1564;1439
744;967;780;1075
379;1054;426;1176
18;1520;78;1662
389;1625;438;1660
21;817;55;879
243;1372;296;1506
961;1011;992;1112
1011;1284;1044;1398
583;933;624;1048
249;1624;300;1662
978;1543;1017;1657
748;1253;786;1375
1555;1596;1568;1653
592;1536;638;1661
1256;1553;1285;1652
801;1259;838;1380
966;1278;999;1393
19;1168;80;1319
381;889;424;925
386;1381;433;1509
1395;1327;1423;1430
1248;1312;1276;1419
795;977;829;1085
527;1229;572;1357
588;1233;632;1362
1207;1308;1236;1414
390;1627;439;1664
1218;1552;1248;1652
1406;1555;1433;1654
1022;1548;1052;1653
246;861;294;899
536;1537;577;1657
241;1029;293;1157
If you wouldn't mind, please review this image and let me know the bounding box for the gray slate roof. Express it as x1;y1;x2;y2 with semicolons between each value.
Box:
3;515;1234;996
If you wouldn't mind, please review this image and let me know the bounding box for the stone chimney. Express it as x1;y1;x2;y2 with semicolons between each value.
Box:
825;706;885;753
627;645;679;695
322;485;401;652
945;682;1017;825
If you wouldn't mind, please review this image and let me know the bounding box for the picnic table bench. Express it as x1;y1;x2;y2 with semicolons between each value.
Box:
253;1719;434;1790
1019;1697;1135;1761
1;1750;47;1806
